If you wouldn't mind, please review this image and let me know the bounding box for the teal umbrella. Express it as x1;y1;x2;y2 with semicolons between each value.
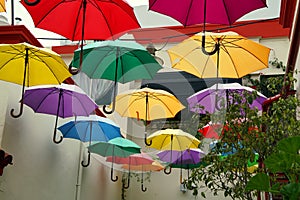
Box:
88;137;141;182
71;40;163;114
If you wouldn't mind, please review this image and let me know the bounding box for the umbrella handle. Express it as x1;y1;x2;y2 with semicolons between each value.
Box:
81;151;90;167
10;101;24;118
53;128;63;144
24;0;40;6
68;64;80;75
201;35;220;56
164;166;172;175
103;80;117;114
111;167;118;182
123;174;130;189
144;137;152;146
141;183;147;192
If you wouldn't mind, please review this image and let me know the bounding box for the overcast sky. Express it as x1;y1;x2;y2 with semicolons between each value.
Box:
1;0;281;46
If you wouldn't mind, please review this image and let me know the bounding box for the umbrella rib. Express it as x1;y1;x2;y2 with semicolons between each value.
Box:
33;1;65;26
72;0;84;41
91;0;113;37
221;0;232;24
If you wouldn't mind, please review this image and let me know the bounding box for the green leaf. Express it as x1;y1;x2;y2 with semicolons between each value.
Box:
280;183;300;200
246;173;271;191
277;136;300;154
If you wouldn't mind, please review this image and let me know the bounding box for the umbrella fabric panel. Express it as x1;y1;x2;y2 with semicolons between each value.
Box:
23;85;98;118
168;32;271;78
0;43;71;86
149;0;267;26
71;41;162;83
21;0;140;41
0;0;5;12
106;153;154;165
157;149;206;165
147;129;200;151
115;88;185;121
122;161;164;172
57;118;122;142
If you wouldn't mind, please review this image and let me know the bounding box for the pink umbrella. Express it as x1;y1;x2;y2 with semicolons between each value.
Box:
106;152;154;189
149;0;267;55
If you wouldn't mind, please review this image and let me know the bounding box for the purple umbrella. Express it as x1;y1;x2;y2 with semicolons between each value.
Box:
157;148;206;183
187;83;267;114
23;83;98;144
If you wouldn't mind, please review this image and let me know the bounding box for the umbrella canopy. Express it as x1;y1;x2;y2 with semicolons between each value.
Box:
88;137;141;182
198;123;225;139
114;87;185;145
0;42;71;118
21;0;140;41
168;31;271;79
23;84;98;144
187;82;267;114
70;40;163;114
71;40;163;83
146;129;200;151
58;115;122;143
0;0;5;12
149;0;267;26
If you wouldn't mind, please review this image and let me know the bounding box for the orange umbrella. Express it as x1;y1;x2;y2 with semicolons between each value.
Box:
0;0;5;12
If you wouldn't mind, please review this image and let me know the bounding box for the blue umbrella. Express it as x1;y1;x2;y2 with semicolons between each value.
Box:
58;115;123;167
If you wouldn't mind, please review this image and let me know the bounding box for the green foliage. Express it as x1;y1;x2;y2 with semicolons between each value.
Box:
186;84;300;199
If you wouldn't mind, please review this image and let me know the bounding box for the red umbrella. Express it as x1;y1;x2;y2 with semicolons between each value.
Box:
21;0;140;74
198;123;228;139
22;0;140;41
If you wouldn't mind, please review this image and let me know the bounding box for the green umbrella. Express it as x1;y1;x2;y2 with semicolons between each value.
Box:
88;137;141;182
71;40;163;114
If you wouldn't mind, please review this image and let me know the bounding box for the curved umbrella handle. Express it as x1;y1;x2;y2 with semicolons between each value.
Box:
53;128;63;144
201;35;220;56
111;167;118;182
103;80;117;114
68;65;80;75
164;166;172;175
144;136;152;146
24;0;40;6
123;175;130;189
81;151;91;167
10;102;24;118
141;183;147;192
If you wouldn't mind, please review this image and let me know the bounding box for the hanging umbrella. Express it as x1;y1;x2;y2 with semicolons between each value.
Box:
106;152;154;188
23;84;98;144
198;123;225;139
146;128;200;174
149;0;267;57
149;0;267;26
88;137;141;182
114;87;185;145
0;42;71;118
70;40;163;114
21;0;140;75
187;82;267;114
58;115;123;166
157;148;206;182
121;160;165;192
167;31;271;79
0;0;5;12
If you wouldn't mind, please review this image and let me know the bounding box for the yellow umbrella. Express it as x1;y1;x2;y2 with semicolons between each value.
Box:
0;0;5;12
146;129;200;151
168;31;271;79
0;42;72;118
114;87;185;145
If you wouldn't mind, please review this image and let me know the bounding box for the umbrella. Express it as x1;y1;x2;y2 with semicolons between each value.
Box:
88;137;141;182
149;0;267;26
187;82;267;114
157;148;206;182
114;87;185;145
149;0;267;56
0;42;71;118
23;84;98;144
0;0;5;12
121;161;165;192
58;115;123;166
167;31;271;79
21;0;139;41
21;0;140;75
106;152;154;188
70;40;163;114
198;123;225;139
146;128;200;174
